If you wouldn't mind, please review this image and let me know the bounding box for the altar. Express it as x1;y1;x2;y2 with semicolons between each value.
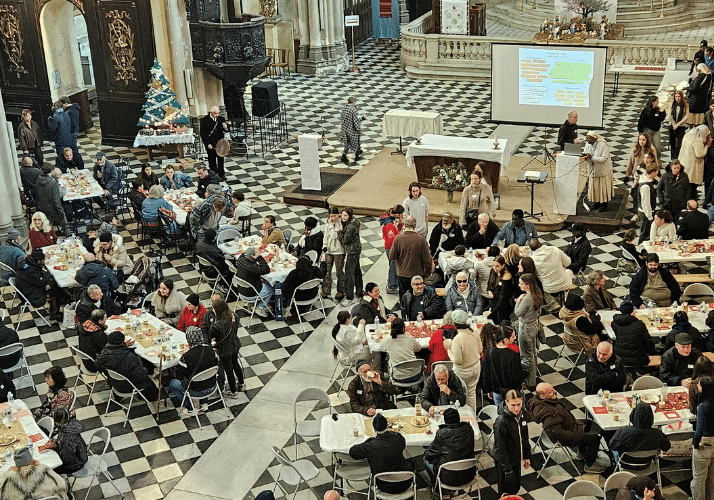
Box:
405;134;509;192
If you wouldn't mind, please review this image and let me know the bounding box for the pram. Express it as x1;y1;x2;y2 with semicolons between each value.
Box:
116;255;164;309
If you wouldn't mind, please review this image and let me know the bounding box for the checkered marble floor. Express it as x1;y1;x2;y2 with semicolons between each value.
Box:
6;40;709;500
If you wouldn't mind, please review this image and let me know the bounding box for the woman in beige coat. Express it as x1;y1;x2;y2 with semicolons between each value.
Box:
444;309;483;411
679;125;712;188
94;233;130;271
459;170;494;225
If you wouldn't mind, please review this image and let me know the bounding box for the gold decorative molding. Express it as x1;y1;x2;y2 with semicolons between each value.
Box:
106;10;137;85
0;5;28;79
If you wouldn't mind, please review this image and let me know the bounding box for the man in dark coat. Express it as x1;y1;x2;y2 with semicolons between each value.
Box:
0;228;26;286
55;147;84;173
76;284;119;328
424;408;476;486
493;394;531;494
429;213;465;258
196;229;231;279
565;223;591;274
78;309;108;372
36;162;68;236
419;364;466;414
629;253;681;308
169;327;218;414
293;216;324;257
465;213;499;249
15;248;62;319
196;165;221;198
677;200;710;240
74;253;119;296
234;246;272;317
347;360;397;415
609;402;671;459
48;101;71;156
612;300;658;371
0;321;21;370
659;332;702;386
19;157;41;198
399;275;444;321
557;110;579;150
584;341;627;395
200;106;229;180
62;97;81;156
95;331;159;401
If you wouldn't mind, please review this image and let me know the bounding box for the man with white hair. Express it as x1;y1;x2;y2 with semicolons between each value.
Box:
200;105;229;180
400;275;443;321
584;341;626;395
390;215;433;298
420;364;466;415
465;212;499;249
557;110;579;150
347;359;397;415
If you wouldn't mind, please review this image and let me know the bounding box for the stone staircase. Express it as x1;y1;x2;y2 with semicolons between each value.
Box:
486;0;714;36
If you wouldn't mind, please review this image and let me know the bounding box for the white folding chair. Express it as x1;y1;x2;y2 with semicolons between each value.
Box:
8;277;51;328
615;449;661;485
70;345;106;402
139;291;155;312
179;365;231;427
196;256;222;296
271;445;320;500
682;283;714;304
477;405;499;460
293;387;331;459
304;250;318;265
232;276;273;322
0;262;18;307
603;471;636;496
217;227;241;245
37;416;54;438
616;246;640;285
0;342;35;393
431;360;453;372
659;430;694;473
391;359;425;404
554;323;586;380
330;339;360;394
372;471;416;499
69;388;77;412
289;278;327;334
535;429;580;478
563;479;605;500
631;375;664;391
282;228;293;247
69;427;124;500
104;369;156;427
435;458;480;500
332;452;371;498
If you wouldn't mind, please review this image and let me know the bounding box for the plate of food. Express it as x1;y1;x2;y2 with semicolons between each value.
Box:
411;416;430;427
0;436;17;446
640;394;660;404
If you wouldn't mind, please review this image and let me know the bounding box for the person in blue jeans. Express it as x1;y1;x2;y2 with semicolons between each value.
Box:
169;327;219;417
692;376;714;500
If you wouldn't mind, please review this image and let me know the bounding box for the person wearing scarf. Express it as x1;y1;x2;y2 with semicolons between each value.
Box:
582;130;614;212
170;326;218;416
558;295;605;356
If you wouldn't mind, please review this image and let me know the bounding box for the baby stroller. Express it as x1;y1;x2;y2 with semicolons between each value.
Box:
116;256;163;309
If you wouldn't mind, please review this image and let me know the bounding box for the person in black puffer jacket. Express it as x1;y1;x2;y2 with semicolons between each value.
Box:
281;256;325;312
612;300;657;371
78;309;108;372
493;390;531;495
0;322;21;370
16;248;63;319
95;331;159;401
424;407;475;487
609;402;671;464
662;310;705;352
701;310;714;353
46;406;87;475
170;326;218;415
208;298;244;397
74;253;119;296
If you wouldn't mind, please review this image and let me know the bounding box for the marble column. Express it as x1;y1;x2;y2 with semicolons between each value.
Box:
0;91;28;240
165;0;190;109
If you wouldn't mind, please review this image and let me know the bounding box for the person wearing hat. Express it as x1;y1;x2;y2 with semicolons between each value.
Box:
444;309;483;411
234;245;273;318
691;40;708;76
559;294;605;357
565;222;592;274
93;151;120;197
0;445;71;499
428;211;465;259
159;164;193;191
581;131;614;212
35;162;68;237
629;253;681;309
424;406;476;487
492;209;539;247
0;227;25;285
493;390;531;494
169;325;219;417
95;330;160;401
584;341;626;396
612;300;658;372
16;248;63;320
347;359;397;415
94;231;129;273
200;105;229;180
660;332;703;386
349;413;413;494
177;294;208;332
481;325;525;408
74;252;119;296
294;216;324;258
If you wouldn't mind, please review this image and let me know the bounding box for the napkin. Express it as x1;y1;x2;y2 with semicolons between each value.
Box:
664;411;680;419
592;406;608;414
28;433;43;443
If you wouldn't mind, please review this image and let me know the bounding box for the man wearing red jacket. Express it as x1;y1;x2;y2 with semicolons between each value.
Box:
379;204;404;294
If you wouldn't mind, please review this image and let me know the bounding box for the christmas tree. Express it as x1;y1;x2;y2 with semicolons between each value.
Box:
137;59;191;127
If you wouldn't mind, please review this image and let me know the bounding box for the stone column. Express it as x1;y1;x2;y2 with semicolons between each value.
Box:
399;0;409;23
165;0;190;108
0;91;28;240
296;0;347;74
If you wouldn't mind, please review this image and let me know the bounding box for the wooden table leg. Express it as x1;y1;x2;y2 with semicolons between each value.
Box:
147;146;154;162
156;355;163;422
177;144;184;158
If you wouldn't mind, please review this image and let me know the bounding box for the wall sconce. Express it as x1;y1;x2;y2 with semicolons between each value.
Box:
494;194;501;211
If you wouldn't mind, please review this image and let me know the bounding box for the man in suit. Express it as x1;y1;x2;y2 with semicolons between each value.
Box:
678;199;710;240
200;106;228;180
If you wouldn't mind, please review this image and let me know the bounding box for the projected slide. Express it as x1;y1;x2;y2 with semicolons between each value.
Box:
518;48;595;108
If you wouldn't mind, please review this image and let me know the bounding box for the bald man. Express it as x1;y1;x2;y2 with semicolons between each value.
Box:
324;490;341;500
584;341;626;395
200;105;229;180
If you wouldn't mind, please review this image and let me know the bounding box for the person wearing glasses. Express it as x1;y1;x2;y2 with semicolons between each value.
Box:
399;275;443;321
445;271;484;316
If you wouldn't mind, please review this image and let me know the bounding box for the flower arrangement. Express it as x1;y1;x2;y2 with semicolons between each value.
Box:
429;162;469;193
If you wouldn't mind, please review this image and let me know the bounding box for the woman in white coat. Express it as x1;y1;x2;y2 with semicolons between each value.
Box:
582;131;614;212
679;125;713;198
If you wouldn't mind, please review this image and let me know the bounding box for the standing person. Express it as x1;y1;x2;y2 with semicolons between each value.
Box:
379;204;404;294
340;97;364;164
17;109;44;164
337;208;362;307
443;309;483;411
638;96;667;156
208;298;245;397
460;170;494;226
658;159;690;224
515;273;543;389
482;327;526;407
625;133;657;184
687;64;713;128
691;377;714;500
60;97;80;156
680;125;713;199
403;182;429;238
638;163;659;244
200;106;229;180
669;90;690;158
493;390;531;495
389;215;432;299
487;255;515;325
48;100;71;156
36;163;68;236
322;207;346;303
582;131;614;212
557;110;579;150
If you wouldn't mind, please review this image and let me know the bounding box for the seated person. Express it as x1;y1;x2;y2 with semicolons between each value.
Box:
0;447;71;499
159;164;193;190
347;359;397;416
527;383;606;473
424;408;476;486
612;300;658;371
78;308;108;372
585;341;627;395
0;228;26;285
0;321;21;370
33;366;75;420
55;146;84;172
189;195;225;242
442;245;474;283
152;278;187;327
128;177;148;210
333;313;379;368
281;256;325;311
96;330;159;401
15;248;62;320
28;211;58;250
349;413;413;494
76;284;120;327
97;213;120;237
630;253;681;308
660;333;702;386
170;326;219;417
293;216;324;257
142;184;176;228
650;209;677;242
74;253;119;296
429;212;465;258
663;310;705;352
565;223;591;274
93;152;120;197
94;232;130;273
382;318;422;383
559;295;605;357
465;213;499;250
234;246;273;318
677;199;709;240
582;270;617;313
81;224;98;251
620;229;647;269
137;163;159;190
615;476;666;500
219;192;252;233
45;406;87;474
351;282;396;325
399;275;444;321
177;294;208;332
609;402;672;462
196;164;220;198
419;364;466;415
427;312;456;373
261;215;287;247
445;271;484;316
19;156;41;198
196;229;232;279
493;209;539;247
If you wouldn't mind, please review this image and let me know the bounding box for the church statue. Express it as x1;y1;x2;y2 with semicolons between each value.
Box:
259;0;278;18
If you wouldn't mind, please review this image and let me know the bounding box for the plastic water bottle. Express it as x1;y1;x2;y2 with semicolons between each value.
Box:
455;399;461;409
7;391;14;410
661;383;668;401
5;448;11;464
6;408;14;427
597;388;604;402
281;243;286;255
374;316;379;327
27;440;34;457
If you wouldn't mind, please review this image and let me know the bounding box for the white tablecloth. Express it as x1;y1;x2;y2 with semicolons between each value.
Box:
553;153;581;215
583;387;691;431
641;240;714;264
405;135;510;172
319;406;479;454
59;171;104;202
106;311;187;369
0;400;61;476
381;110;443;140
600;307;708;339
43;241;89;288
218;235;297;286
165;190;200;226
657;69;691;94
133;132;195;148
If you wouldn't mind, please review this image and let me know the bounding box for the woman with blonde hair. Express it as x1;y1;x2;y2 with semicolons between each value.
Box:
503;243;522;278
669;90;690;157
687;63;713;126
29;211;58;250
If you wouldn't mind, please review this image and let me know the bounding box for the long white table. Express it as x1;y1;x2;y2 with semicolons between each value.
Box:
405;134;510;173
641;239;714;264
164;189;200;226
381;110;443;140
319;406;479;454
218;235;297;286
600;307;708;338
43;240;89;288
59;171;104;201
0;399;61;475
583;387;692;431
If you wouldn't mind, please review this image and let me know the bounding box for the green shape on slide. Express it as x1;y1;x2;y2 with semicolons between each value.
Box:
549;62;592;83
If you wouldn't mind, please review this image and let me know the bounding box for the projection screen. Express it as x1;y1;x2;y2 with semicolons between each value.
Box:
490;43;608;129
